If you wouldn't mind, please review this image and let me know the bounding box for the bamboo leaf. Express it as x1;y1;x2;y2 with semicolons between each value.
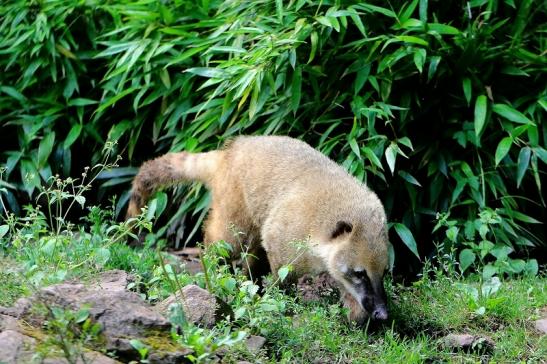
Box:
307;31;318;64
474;95;487;137
495;137;513;166
462;78;472;105
363;147;383;170
291;66;302;113
68;98;97;106
398;170;422;186
394;35;428;46
419;0;428;22
64;124;82;149
276;0;283;23
393;223;420;259
159;69;171;89
349;139;361;159
427;23;459;34
38;132;55;168
185;67;227;79
96;87;138;113
166;45;209;67
516;147;531;187
0;86;26;103
55;44;77;59
492;104;534;124
427;56;441;81
413;48;426;73
398;137;414;150
385;143;397;174
354;64;370;94
356;4;397;18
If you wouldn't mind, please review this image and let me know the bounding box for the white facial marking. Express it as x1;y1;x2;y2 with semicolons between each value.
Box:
342;280;365;310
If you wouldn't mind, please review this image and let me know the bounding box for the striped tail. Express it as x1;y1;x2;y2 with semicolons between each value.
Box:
126;151;221;219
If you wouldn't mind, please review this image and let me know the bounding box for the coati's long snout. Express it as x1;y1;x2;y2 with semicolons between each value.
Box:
361;276;388;321
126;136;391;324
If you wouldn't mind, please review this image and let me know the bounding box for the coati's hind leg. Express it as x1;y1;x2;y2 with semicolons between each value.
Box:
203;203;268;281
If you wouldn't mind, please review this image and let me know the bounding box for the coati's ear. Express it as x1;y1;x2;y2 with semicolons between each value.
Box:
331;221;353;239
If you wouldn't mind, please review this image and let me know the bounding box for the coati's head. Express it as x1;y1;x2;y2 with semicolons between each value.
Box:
320;212;390;323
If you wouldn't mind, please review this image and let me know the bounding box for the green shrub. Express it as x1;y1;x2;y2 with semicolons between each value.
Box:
1;0;545;274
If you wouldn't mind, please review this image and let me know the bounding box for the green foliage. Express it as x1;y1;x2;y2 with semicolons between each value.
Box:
0;256;29;306
434;208;540;278
37;306;102;364
1;0;545;275
0;154;161;289
129;339;150;362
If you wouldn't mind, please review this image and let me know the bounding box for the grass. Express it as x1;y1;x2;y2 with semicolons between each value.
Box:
0;256;29;306
252;274;546;363
0;175;544;363
1;232;545;363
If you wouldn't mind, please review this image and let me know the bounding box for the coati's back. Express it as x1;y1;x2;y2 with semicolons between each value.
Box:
221;136;380;228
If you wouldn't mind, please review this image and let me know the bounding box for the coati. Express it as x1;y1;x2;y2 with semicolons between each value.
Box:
126;136;390;323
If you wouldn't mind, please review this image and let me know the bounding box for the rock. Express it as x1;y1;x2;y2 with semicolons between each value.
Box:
442;333;495;353
70;351;121;364
7;298;32;318
90;269;133;292
178;247;202;256
216;334;266;358
157;285;217;327
8;270;184;362
18;283;171;352
533;319;547;335
0;329;120;364
182;260;205;275
0;313;20;332
0;270;206;363
168;248;204;275
148;347;193;364
297;272;338;302
245;335;266;354
87;291;170;346
443;333;475;347
0;330;37;363
0;305;22;318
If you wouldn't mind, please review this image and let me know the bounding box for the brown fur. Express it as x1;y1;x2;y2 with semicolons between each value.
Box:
127;136;390;322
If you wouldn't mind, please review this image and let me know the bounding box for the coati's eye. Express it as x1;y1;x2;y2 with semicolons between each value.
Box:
350;269;367;283
349;269;373;291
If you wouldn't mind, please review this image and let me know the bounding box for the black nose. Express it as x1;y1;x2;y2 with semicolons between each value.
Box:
372;306;388;321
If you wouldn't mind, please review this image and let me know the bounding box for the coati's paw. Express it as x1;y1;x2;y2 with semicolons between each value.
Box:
342;291;368;325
